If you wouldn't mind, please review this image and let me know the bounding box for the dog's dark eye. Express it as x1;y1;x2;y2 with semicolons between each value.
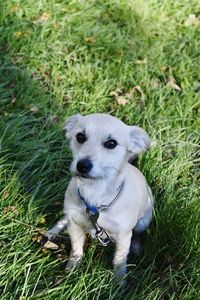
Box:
104;139;118;149
76;133;87;144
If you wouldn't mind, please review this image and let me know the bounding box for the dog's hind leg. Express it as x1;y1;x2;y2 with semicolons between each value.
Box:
46;217;68;240
130;205;152;255
113;231;132;278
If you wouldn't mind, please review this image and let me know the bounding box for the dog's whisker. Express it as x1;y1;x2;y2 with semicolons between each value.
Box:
104;166;122;173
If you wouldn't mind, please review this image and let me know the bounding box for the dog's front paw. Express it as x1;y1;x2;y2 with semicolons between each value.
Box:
114;262;127;278
113;263;127;286
45;230;57;241
65;254;83;271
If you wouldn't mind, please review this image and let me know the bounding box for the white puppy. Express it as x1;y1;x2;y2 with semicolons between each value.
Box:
47;113;153;276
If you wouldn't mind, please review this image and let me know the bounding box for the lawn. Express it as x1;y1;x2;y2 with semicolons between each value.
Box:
0;0;199;299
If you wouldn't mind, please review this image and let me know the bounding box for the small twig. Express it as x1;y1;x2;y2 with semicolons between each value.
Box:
2;215;69;239
3;215;46;232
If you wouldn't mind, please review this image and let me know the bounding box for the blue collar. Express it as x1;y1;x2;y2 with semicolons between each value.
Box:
77;180;125;214
77;189;98;214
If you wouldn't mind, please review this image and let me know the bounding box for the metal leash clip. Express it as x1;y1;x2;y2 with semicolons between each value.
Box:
86;208;110;246
95;228;110;246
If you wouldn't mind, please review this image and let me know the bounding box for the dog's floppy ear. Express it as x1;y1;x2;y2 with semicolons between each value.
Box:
128;126;151;155
64;114;81;138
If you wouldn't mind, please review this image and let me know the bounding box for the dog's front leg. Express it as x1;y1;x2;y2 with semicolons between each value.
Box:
65;222;85;271
113;231;132;278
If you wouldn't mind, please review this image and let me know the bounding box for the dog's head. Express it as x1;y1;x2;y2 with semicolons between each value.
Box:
64;113;150;180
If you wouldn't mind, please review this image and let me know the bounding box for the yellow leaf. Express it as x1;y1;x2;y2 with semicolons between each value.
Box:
116;96;129;106
42;248;49;254
34;12;50;24
133;85;144;96
41;12;49;18
38;216;46;224
10;5;18;13
51;21;58;29
2;191;9;199
135;58;147;64
166;76;181;91
185;14;199;27
161;65;169;72
84;37;95;43
109;88;122;97
13;31;23;37
13;31;29;38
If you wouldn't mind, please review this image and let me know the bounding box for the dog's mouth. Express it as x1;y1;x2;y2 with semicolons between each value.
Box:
73;172;102;180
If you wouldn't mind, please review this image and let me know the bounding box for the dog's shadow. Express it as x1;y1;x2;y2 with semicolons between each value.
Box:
0;62;71;224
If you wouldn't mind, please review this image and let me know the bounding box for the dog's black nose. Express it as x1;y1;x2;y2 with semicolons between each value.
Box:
77;159;93;174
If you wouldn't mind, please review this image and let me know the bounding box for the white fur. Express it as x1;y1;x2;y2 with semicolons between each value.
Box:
48;113;153;276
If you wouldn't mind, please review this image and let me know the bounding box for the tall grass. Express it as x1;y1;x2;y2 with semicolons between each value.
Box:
0;1;199;299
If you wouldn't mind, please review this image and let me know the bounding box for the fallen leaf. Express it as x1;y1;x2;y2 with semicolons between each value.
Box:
124;92;132;99
42;248;49;254
110;86;146;106
51;21;58;29
43;240;59;250
33;12;50;24
133;85;145;96
185;14;200;27
36;216;46;225
31;236;38;242
135;58;147;64
12;56;24;64
84;37;95;43
151;79;161;89
109;88;122;97
150;140;158;149
166;76;181;91
2;191;9;199
11;97;16;104
10;5;18;13
13;32;23;37
3;205;19;215
30;105;39;113
161;65;170;72
13;32;29;38
60;243;66;249
116;96;129;106
48;115;59;124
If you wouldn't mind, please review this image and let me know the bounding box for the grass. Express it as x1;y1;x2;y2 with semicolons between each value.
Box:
0;0;199;299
